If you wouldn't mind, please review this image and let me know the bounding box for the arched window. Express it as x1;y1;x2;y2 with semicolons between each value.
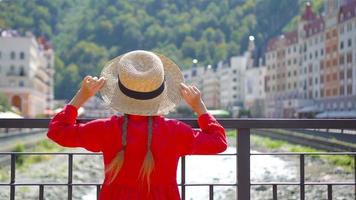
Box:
11;95;22;111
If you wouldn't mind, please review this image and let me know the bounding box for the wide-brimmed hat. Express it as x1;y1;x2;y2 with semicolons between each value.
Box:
100;50;184;116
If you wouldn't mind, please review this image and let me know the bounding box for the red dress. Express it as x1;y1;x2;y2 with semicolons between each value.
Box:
47;105;227;200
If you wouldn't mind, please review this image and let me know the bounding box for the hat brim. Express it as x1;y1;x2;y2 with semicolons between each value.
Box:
100;52;184;116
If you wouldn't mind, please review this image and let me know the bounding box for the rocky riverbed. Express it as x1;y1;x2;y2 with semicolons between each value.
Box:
0;138;354;200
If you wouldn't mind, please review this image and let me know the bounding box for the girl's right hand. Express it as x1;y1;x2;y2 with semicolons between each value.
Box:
69;76;106;109
79;76;106;99
180;83;207;116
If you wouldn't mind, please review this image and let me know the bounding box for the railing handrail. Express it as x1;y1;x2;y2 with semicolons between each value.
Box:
0;118;355;200
1;118;356;128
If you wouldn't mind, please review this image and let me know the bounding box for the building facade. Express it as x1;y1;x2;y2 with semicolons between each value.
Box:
0;30;55;117
245;61;266;118
265;0;356;118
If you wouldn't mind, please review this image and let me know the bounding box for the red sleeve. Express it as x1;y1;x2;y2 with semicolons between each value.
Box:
47;104;110;152
174;113;227;156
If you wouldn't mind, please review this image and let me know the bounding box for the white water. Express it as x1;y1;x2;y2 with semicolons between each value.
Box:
82;147;295;200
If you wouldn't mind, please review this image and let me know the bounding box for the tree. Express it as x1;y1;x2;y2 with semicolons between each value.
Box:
0;93;11;112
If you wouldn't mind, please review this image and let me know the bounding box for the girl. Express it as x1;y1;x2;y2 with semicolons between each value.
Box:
47;50;227;200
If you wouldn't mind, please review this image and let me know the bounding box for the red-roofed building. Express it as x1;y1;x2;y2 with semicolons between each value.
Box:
264;0;356;118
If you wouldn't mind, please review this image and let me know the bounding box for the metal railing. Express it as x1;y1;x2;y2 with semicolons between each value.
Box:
0;118;355;200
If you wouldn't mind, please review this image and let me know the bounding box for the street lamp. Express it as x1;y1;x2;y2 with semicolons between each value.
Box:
192;59;198;64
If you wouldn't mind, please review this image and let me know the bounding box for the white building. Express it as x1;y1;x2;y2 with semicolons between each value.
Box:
0;30;55;117
245;63;266;117
82;96;117;118
219;55;248;109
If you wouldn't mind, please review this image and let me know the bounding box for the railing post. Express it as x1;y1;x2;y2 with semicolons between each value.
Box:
237;128;250;200
96;184;101;200
39;184;44;200
327;184;332;200
10;154;16;200
300;154;305;200
68;154;73;200
272;184;277;200
209;185;214;200
181;156;186;200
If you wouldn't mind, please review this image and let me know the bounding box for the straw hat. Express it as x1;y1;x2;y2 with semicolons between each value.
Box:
100;50;184;116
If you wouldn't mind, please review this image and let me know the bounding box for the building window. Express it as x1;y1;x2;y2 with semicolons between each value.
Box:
347;85;352;95
340;54;345;65
347;22;352;32
348;38;352;47
340;41;344;50
347;69;352;79
10;51;15;60
340;70;345;80
347;52;352;63
20;52;25;60
9;65;15;75
320;49;324;56
332;73;337;81
19;81;24;87
333;88;338;96
340;25;344;34
340;86;345;95
19;66;25;76
0;51;2;59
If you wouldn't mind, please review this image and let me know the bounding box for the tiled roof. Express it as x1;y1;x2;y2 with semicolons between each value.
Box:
301;2;317;21
304;16;325;38
266;31;298;52
339;0;356;23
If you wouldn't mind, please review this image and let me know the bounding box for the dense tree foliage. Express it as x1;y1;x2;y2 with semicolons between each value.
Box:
0;0;305;99
0;92;11;112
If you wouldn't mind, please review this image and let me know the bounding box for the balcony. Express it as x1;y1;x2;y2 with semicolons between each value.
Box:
0;118;355;200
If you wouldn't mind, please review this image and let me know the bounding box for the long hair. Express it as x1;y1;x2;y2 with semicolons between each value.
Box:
105;114;155;188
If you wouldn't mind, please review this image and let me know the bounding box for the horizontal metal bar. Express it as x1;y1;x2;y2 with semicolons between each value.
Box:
1;182;354;186
251;182;356;185
1;152;355;156
1;118;356;129
0;183;238;186
251;152;356;155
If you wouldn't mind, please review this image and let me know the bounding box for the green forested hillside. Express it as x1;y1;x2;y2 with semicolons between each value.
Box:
0;0;310;99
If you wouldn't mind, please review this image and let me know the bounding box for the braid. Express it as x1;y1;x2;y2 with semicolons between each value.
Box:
139;116;155;189
106;114;128;183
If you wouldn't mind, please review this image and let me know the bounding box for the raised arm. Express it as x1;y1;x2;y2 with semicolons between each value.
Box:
47;76;107;152
176;83;227;155
174;113;227;155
